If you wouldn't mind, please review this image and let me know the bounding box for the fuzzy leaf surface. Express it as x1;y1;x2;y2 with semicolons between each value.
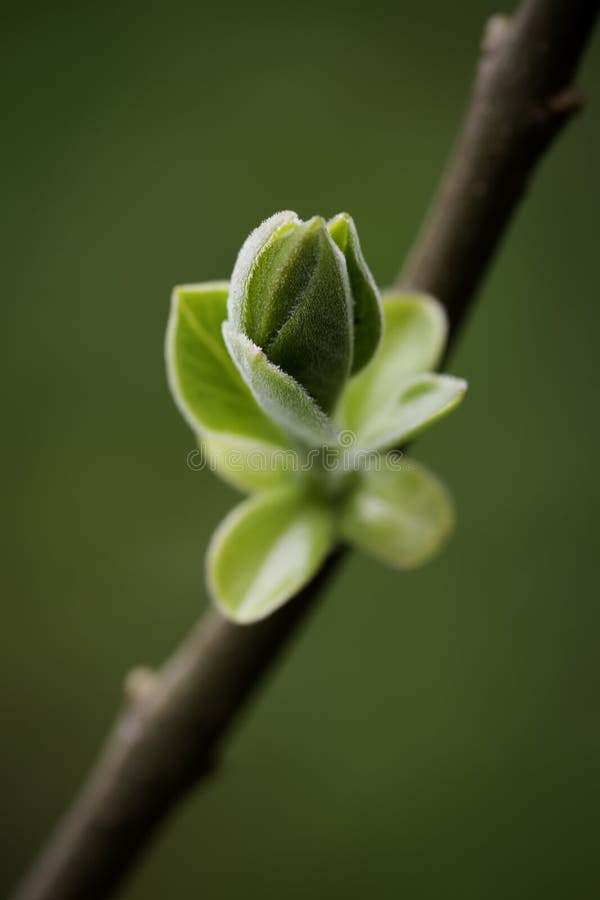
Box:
207;486;336;623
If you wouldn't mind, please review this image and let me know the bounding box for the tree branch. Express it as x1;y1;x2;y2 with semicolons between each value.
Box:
11;552;345;900
400;0;597;331
11;1;597;898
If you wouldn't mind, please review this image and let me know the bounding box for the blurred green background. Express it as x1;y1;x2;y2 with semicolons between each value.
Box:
2;0;599;897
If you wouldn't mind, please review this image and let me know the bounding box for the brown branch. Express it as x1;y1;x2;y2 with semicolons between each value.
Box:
11;1;597;898
400;0;597;331
10;552;345;900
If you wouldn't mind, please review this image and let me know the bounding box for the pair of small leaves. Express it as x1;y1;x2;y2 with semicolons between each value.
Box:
208;463;453;624
167;281;466;622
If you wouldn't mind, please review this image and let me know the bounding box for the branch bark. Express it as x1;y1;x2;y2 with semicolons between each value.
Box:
400;0;597;331
11;1;597;898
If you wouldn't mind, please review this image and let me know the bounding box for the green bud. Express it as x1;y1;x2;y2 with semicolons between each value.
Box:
227;211;354;414
226;210;382;417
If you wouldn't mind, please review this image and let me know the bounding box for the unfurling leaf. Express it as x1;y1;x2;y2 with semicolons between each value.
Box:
166;282;285;445
349;371;467;452
222;324;339;447
341;290;450;435
328;213;382;374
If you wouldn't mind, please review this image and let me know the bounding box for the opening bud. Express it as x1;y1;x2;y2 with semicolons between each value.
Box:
225;211;382;439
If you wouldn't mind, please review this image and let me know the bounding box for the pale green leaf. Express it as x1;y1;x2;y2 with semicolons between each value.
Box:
349;371;467;452
166;282;285;445
340;291;449;434
202;432;298;493
340;458;454;569
207;486;336;623
222;323;339;447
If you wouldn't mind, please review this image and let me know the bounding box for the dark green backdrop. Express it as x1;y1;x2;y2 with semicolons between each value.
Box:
2;1;599;897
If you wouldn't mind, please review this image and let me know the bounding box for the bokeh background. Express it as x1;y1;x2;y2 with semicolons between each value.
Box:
2;1;599;897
